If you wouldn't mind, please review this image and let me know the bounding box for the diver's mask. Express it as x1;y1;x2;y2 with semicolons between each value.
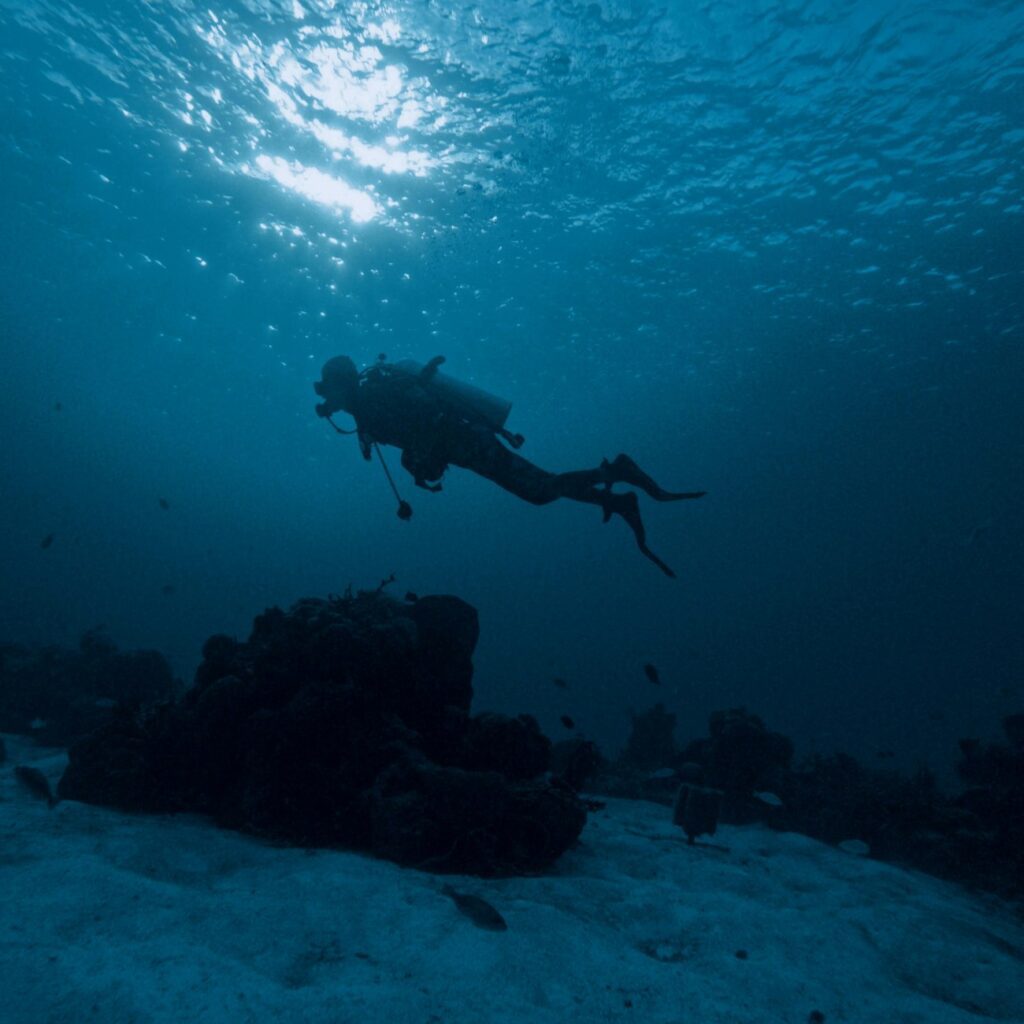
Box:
313;379;339;418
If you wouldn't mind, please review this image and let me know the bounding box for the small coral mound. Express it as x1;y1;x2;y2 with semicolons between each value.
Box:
0;631;178;746
678;707;793;822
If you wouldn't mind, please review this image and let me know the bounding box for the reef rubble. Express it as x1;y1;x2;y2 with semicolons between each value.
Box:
596;705;1024;904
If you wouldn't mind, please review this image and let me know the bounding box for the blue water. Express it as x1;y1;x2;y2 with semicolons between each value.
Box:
1;0;1022;770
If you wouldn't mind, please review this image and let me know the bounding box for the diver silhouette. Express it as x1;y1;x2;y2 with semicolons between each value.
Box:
313;354;705;577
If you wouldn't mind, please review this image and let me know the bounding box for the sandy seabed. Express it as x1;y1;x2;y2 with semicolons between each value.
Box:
1;734;1022;1024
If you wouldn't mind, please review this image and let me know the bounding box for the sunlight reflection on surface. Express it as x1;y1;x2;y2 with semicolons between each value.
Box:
251;154;380;222
195;5;445;225
5;0;1021;328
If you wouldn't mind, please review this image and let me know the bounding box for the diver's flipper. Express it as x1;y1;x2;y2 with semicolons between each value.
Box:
608;455;706;503
608;491;677;578
639;542;677;578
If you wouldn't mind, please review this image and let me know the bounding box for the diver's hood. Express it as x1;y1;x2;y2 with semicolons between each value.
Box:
314;355;359;415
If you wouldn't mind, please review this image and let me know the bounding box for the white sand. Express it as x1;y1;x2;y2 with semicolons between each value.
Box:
2;734;1022;1024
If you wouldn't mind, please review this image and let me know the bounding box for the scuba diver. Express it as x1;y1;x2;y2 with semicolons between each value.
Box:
313;354;705;577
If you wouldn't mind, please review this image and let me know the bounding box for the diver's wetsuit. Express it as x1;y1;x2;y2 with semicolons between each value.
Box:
355;364;606;505
347;362;703;577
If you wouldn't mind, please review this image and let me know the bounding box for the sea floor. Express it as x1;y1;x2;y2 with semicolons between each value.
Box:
1;734;1022;1024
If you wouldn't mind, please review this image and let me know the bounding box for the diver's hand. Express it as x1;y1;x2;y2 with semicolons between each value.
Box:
414;476;443;492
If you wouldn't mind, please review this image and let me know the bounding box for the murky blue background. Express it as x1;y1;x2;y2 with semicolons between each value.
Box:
1;0;1022;770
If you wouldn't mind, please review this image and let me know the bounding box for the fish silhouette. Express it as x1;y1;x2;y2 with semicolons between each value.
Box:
442;886;507;931
15;766;58;808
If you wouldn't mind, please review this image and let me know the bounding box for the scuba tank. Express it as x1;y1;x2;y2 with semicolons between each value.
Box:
390;358;513;432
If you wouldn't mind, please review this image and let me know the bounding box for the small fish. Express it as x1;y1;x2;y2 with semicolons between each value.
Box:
40;533;55;549
158;498;170;510
160;584;176;596
441;886;507;931
94;698;118;709
838;839;870;857
754;791;784;808
643;663;660;684
14;765;58;808
875;750;895;760
404;591;419;602
996;687;1017;700
53;402;63;412
30;718;47;730
560;715;575;730
553;677;569;690
646;768;677;781
927;711;946;723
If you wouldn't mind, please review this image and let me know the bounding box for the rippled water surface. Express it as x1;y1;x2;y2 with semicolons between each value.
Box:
6;1;1022;348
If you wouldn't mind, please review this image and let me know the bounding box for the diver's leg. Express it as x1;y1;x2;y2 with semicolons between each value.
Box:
604;455;706;502
549;467;610;496
454;437;677;576
455;435;701;506
450;435;565;505
537;456;705;506
452;438;620;510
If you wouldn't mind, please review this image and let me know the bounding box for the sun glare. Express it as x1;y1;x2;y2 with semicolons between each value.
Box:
194;6;446;228
251;154;380;222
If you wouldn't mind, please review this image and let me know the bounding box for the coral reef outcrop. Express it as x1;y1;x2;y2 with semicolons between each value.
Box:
58;591;586;875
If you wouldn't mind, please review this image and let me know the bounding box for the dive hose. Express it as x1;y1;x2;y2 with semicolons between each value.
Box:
324;414;412;520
